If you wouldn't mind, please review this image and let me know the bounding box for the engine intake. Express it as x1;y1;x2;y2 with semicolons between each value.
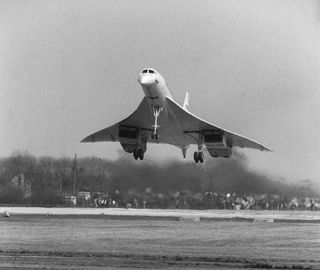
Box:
119;126;138;140
204;130;232;158
118;125;147;153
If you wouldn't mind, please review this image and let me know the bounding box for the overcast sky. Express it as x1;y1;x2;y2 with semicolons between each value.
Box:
1;0;319;183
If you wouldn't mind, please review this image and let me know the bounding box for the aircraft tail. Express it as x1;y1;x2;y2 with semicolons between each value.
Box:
183;91;189;111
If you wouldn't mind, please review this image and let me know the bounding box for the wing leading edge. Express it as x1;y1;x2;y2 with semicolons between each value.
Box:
81;97;153;143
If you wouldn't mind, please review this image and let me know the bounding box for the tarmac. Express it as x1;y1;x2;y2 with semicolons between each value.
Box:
1;207;320;269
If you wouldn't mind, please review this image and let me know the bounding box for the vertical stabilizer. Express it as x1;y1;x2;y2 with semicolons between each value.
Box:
183;91;189;111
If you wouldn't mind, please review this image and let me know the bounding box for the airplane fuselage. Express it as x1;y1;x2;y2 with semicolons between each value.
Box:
138;68;173;108
138;68;186;144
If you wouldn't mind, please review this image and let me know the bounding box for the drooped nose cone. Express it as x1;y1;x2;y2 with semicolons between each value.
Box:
139;74;156;85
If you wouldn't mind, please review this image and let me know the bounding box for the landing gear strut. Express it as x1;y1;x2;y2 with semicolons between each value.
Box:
151;106;163;139
133;148;144;160
193;133;204;163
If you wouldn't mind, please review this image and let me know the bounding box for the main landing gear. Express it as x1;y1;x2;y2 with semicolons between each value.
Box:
133;131;145;160
194;151;204;163
193;133;204;163
151;106;163;140
133;148;144;160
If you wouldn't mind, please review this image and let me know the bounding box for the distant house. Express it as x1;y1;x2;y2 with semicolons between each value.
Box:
77;191;91;206
11;174;32;198
63;195;77;206
77;191;91;200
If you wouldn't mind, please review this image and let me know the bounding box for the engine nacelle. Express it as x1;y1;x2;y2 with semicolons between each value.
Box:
207;147;232;158
118;125;147;153
204;130;232;158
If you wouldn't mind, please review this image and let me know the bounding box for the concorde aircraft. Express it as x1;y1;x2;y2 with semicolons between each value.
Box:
81;68;271;163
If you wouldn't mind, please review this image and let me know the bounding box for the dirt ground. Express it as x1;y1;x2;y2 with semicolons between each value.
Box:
0;209;319;269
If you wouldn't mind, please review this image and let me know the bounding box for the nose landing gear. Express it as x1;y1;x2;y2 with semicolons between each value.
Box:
151;106;163;140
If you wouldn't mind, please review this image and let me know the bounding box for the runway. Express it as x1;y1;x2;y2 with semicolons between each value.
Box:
1;208;320;269
1;207;320;222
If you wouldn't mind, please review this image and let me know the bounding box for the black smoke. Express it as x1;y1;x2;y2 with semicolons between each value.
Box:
104;150;318;197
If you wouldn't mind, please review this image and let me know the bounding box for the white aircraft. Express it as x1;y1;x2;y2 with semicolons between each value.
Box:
81;68;271;162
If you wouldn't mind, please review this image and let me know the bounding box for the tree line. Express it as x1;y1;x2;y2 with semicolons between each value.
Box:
0;152;112;205
0;151;318;205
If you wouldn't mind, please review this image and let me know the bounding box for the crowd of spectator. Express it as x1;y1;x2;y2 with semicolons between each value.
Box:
91;190;320;211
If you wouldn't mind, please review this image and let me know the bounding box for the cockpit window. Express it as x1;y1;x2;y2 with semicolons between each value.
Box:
142;69;148;73
149;69;154;74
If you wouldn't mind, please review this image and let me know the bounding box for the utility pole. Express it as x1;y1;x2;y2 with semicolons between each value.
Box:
59;172;62;193
73;154;77;195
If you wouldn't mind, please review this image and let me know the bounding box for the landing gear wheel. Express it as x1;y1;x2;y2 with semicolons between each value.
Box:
133;149;139;160
138;148;144;160
193;152;199;163
133;148;144;160
194;151;204;163
151;133;159;140
199;152;204;163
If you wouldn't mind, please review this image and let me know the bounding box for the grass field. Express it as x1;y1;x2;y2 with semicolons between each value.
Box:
0;209;319;269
